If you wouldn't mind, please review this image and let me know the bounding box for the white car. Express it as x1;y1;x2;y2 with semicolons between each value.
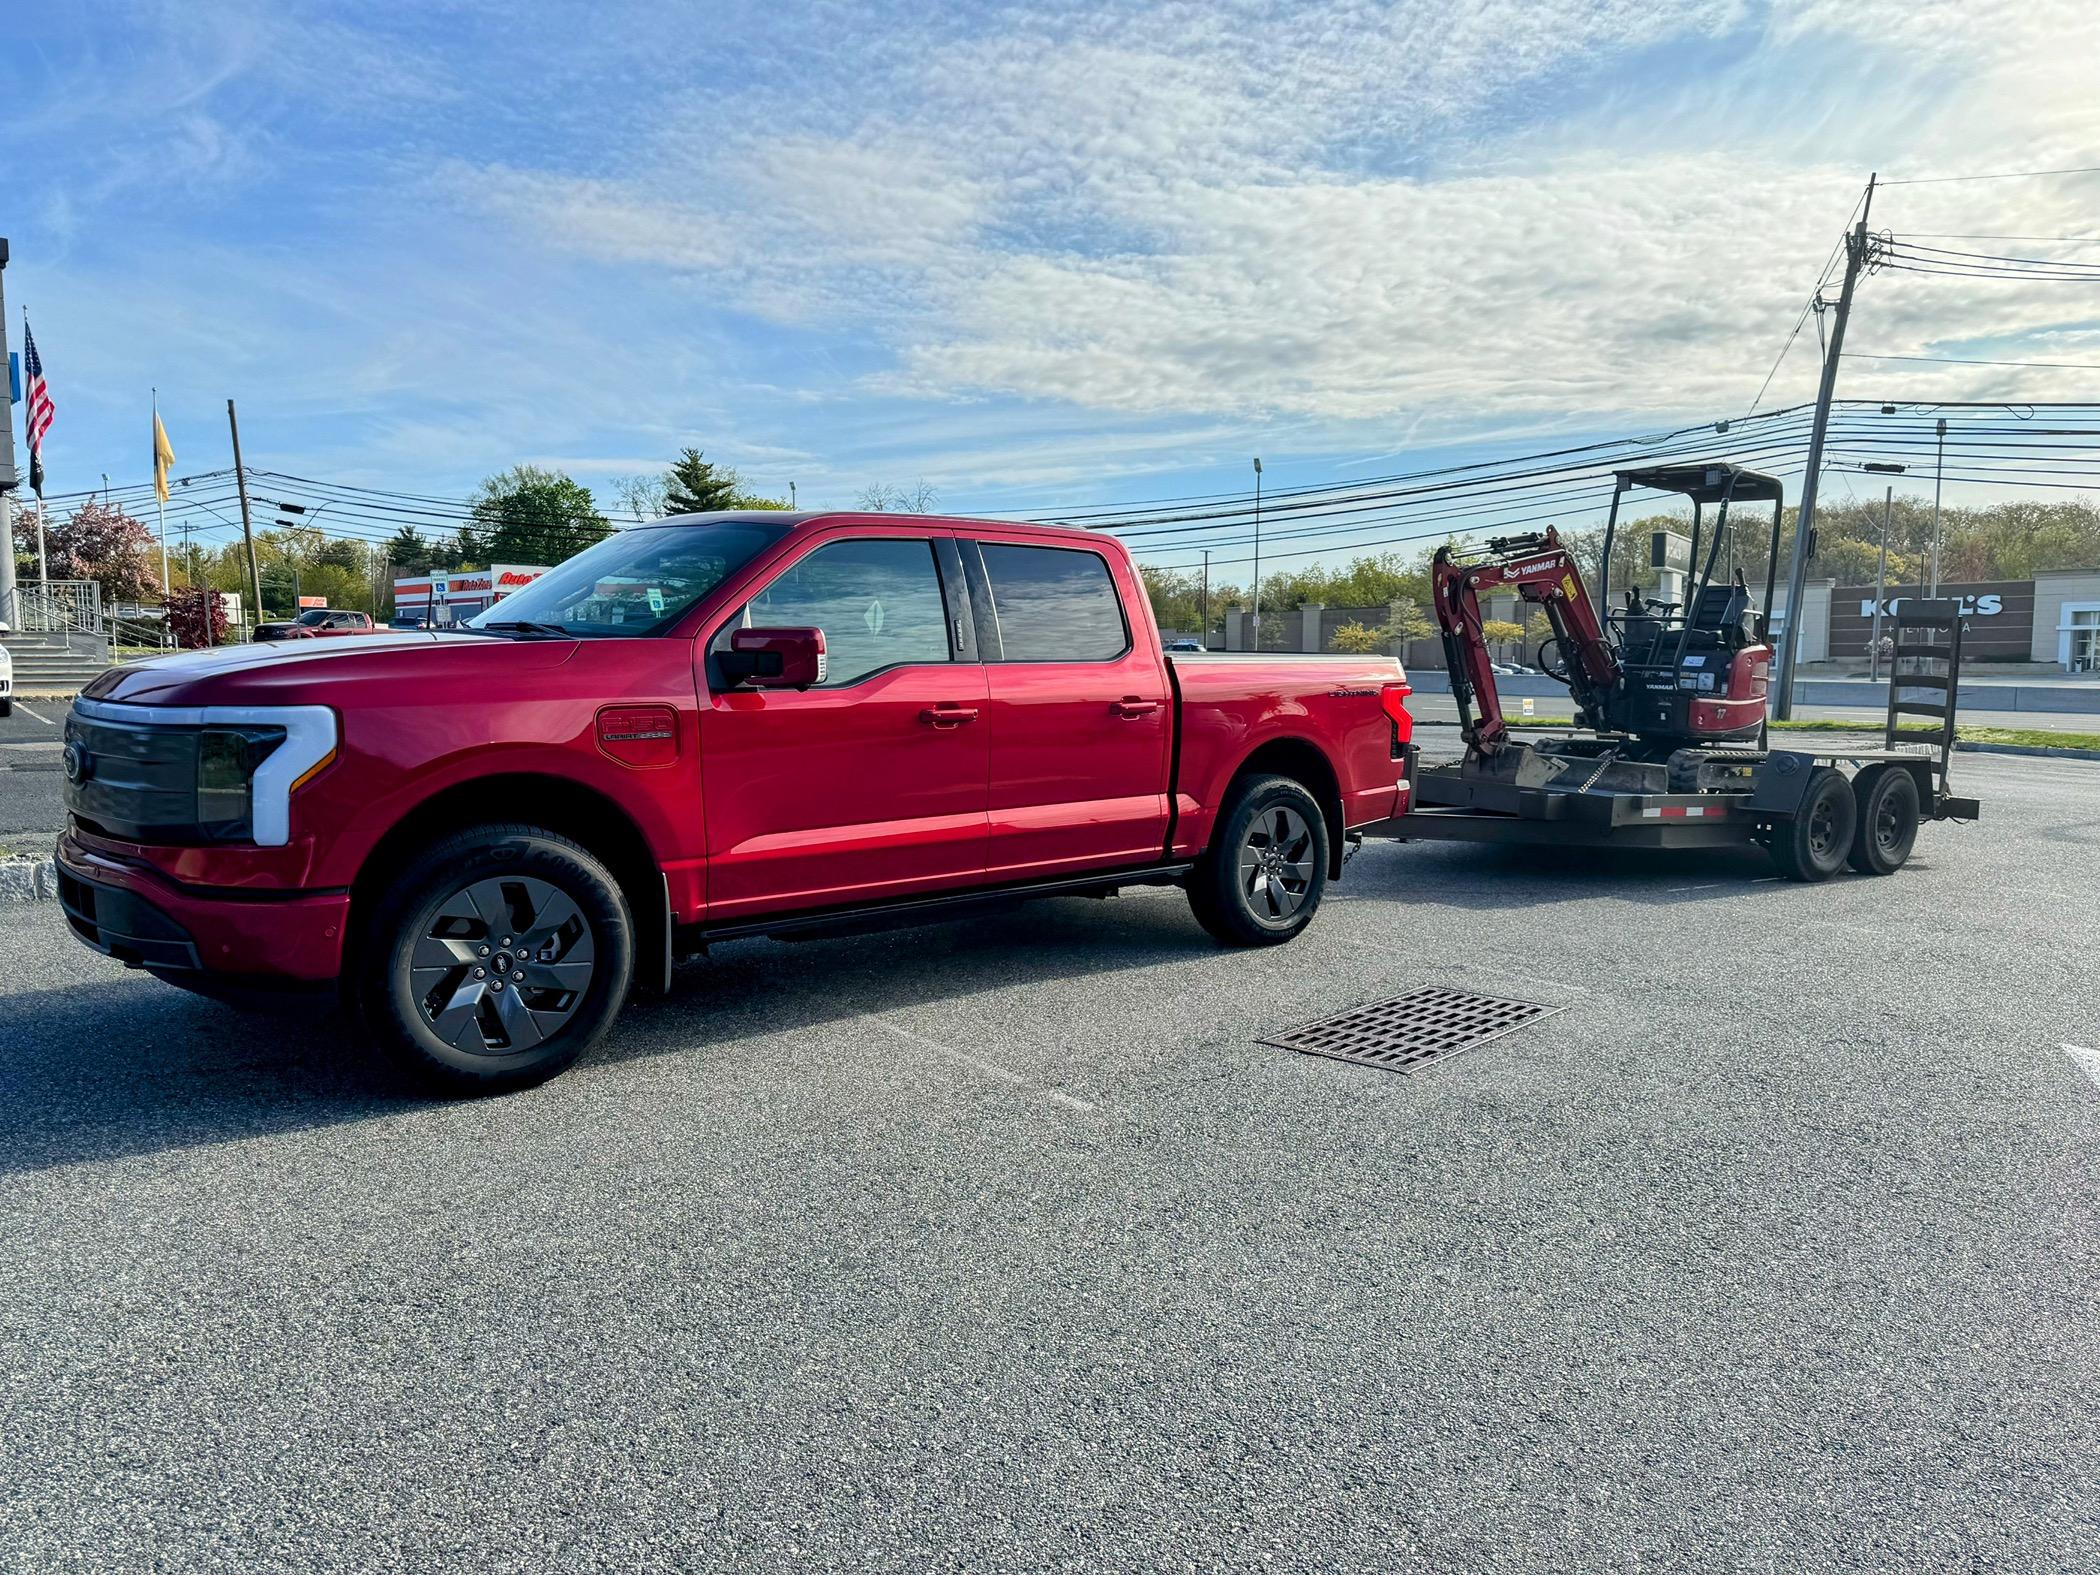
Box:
0;636;12;717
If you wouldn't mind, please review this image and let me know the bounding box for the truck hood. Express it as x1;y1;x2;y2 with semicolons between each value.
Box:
81;630;579;706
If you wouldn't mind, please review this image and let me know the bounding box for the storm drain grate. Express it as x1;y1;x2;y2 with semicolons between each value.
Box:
1263;986;1562;1074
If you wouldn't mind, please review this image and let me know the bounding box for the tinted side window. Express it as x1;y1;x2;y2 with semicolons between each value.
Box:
979;544;1129;662
724;538;952;687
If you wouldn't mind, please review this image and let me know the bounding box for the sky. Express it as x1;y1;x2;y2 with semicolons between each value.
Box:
5;0;2099;565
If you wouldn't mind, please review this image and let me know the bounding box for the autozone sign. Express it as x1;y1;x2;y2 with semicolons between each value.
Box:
1859;593;2003;617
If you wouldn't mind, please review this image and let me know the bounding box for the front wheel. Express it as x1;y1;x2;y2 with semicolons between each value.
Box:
357;824;635;1094
1187;774;1330;946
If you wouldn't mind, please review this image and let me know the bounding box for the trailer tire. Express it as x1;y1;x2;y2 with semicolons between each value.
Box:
1769;767;1856;883
357;823;634;1095
1846;765;1920;876
1187;774;1329;946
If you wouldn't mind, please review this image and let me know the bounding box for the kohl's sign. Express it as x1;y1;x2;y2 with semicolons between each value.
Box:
1858;592;2004;618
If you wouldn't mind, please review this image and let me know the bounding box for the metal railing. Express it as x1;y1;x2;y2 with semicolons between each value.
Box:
5;579;105;637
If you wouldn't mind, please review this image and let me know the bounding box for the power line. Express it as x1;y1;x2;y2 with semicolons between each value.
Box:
1844;352;2100;371
1879;164;2100;186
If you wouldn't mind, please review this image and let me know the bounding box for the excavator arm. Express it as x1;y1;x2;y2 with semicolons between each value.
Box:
1431;528;1622;754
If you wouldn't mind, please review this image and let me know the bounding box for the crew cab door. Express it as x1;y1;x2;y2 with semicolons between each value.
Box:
697;528;989;920
966;535;1172;878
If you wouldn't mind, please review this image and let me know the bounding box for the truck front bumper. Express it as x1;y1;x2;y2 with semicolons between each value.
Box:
55;831;350;983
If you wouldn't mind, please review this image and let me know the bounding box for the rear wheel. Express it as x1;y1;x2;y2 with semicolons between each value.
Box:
1769;766;1856;883
1847;765;1921;875
358;824;634;1094
1187;774;1329;946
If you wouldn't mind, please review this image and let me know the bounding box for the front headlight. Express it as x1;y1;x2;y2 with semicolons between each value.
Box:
196;724;290;841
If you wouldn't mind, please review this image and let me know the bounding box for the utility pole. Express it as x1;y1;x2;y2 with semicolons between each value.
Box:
227;399;264;629
0;237;17;629
789;481;797;509
1200;549;1210;646
1929;417;1947;596
1775;174;1876;720
1250;457;1263;650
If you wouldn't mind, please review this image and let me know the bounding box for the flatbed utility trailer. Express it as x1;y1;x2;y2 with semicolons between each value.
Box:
1373;600;1982;881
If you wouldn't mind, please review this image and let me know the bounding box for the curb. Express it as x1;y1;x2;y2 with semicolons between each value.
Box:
0;860;58;902
1955;740;2100;762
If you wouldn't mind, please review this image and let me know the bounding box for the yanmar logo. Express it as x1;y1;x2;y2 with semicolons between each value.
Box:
1508;557;1559;576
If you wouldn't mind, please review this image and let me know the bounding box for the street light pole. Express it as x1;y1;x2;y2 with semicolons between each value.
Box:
1929;417;1947;597
1871;486;1893;682
1861;460;1905;683
1250;457;1263;650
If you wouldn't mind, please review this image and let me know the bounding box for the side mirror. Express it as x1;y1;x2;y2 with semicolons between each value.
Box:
719;626;826;689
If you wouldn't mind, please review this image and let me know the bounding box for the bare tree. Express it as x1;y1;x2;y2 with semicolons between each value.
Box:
856;480;941;513
610;474;669;525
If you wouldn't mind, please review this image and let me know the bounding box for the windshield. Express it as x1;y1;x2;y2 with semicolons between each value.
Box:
295;609;331;626
466;521;791;637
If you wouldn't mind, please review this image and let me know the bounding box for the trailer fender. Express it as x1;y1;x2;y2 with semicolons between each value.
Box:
1746;751;1820;819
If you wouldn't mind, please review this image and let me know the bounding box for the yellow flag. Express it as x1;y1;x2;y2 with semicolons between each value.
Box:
153;409;175;502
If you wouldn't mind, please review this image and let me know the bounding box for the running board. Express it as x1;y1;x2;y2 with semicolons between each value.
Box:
685;862;1195;949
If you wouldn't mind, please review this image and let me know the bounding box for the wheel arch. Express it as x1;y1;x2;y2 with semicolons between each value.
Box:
347;773;669;990
1225;736;1346;878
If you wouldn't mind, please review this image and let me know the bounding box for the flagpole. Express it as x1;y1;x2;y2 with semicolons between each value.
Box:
153;388;170;594
26;308;46;594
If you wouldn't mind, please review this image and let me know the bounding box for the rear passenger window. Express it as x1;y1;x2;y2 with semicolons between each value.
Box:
721;537;952;686
980;544;1129;662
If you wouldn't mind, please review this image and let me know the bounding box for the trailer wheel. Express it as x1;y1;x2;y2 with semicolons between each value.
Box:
357;823;635;1094
1846;765;1920;876
1187;774;1329;946
1769;767;1856;883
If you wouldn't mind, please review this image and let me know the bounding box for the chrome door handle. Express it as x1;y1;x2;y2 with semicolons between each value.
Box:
1111;698;1160;718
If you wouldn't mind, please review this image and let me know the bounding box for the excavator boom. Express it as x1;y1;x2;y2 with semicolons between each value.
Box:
1431;529;1620;754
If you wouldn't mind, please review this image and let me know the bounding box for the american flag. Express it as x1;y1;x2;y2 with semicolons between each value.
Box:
23;320;55;457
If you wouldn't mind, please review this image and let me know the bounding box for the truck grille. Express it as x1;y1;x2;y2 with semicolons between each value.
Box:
64;710;205;841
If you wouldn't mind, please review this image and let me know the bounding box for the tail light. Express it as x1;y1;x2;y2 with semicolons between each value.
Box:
1381;682;1415;752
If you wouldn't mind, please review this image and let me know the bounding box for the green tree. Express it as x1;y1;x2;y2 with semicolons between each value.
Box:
1385;601;1433;644
663;448;791;514
469;466;611;565
1329;620;1385;653
1481;618;1525;653
384;525;438;575
314;537;366;573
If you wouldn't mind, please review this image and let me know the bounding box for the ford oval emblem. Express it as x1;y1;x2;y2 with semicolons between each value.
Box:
62;744;89;783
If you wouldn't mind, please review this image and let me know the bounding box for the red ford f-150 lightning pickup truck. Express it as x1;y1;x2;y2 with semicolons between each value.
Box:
57;512;1415;1091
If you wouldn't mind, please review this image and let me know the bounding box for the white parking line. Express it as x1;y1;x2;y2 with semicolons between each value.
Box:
876;1018;1099;1113
2064;1045;2100;1092
1668;882;1724;893
15;702;56;726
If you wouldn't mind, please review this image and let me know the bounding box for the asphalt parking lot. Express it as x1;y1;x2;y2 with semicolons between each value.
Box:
3;749;2097;1570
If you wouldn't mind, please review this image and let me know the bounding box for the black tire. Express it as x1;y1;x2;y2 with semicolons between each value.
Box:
1186;773;1330;946
357;823;634;1094
1846;765;1921;875
1769;766;1857;883
0;700;12;718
